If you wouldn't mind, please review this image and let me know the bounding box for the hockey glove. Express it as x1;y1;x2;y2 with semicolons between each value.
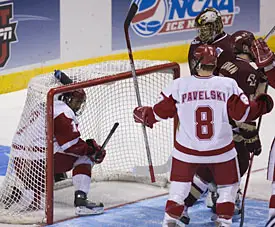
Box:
239;122;262;156
255;93;274;114
251;38;274;69
86;139;106;164
133;106;158;128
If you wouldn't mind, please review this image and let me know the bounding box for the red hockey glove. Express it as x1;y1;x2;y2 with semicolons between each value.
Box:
86;139;106;164
239;122;262;156
251;38;274;68
133;106;158;128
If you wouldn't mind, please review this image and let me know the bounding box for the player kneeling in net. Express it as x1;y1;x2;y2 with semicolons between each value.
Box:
133;45;273;227
4;71;105;216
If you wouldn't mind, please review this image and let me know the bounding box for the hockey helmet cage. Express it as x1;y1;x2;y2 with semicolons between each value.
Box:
195;7;223;43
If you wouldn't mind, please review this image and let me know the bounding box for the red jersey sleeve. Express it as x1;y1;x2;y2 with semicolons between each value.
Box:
54;113;88;156
227;80;269;122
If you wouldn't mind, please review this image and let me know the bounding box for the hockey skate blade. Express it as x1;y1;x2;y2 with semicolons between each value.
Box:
75;206;104;216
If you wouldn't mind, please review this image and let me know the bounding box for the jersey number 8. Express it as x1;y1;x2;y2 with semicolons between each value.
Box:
195;106;214;140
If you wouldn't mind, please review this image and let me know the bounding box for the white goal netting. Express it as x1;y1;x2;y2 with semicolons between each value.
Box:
0;60;180;224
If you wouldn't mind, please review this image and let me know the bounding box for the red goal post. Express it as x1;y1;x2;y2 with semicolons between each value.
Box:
0;60;180;225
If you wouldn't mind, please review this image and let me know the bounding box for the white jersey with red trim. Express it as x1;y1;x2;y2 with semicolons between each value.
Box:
153;75;251;164
12;100;89;160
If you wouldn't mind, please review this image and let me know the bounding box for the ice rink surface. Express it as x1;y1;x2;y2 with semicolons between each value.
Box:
0;63;274;226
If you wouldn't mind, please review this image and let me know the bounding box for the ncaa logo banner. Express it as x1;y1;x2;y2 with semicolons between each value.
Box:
112;0;260;50
0;0;60;71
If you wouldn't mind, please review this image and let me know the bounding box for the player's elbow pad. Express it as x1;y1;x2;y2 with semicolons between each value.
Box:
227;94;250;122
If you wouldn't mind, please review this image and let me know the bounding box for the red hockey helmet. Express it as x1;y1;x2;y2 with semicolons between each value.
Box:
60;89;87;116
230;30;255;55
194;44;218;66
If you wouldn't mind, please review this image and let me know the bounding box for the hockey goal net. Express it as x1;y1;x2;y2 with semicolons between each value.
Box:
0;60;180;224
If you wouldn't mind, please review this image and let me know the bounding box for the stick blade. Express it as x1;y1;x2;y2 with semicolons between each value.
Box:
124;3;138;28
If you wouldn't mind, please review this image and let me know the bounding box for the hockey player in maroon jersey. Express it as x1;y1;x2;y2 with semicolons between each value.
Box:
188;7;235;76
133;44;273;227
3;71;106;216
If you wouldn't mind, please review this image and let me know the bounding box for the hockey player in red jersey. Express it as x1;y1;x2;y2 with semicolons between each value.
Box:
133;45;273;227
4;70;105;216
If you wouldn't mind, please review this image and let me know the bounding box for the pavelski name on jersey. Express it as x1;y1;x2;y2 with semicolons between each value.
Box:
182;90;226;103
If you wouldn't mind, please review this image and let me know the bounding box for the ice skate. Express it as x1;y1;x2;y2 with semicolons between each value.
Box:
74;190;104;216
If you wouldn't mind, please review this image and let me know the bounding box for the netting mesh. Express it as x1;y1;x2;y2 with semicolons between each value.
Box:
0;60;179;224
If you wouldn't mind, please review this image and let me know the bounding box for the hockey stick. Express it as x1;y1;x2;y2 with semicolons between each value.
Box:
239;26;275;227
124;3;155;183
133;156;171;176
98;122;119;153
87;122;119;160
94;122;119;160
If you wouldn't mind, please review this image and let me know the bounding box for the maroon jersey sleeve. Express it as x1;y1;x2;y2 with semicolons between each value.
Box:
54;113;88;156
212;34;235;75
265;67;275;88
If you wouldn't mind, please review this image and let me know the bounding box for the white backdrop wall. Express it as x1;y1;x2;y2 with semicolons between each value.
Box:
59;0;275;61
1;0;275;75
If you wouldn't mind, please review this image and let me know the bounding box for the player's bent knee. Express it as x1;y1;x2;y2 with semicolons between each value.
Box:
217;182;239;204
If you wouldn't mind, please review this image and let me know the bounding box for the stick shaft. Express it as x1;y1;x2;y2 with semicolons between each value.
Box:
124;3;155;182
101;123;119;150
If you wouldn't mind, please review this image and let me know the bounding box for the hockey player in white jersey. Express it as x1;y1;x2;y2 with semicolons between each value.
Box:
4;71;105;216
133;44;273;227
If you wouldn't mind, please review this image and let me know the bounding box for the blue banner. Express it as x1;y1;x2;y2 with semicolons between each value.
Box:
0;0;60;69
112;0;260;51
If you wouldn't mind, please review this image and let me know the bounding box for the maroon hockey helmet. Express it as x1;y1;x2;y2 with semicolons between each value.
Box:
194;44;218;66
194;7;224;43
230;30;255;55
